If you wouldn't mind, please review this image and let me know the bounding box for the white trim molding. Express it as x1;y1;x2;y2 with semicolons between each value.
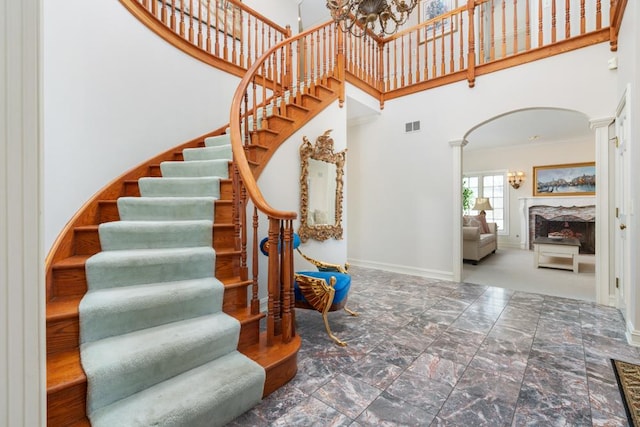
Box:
1;0;45;425
450;139;468;282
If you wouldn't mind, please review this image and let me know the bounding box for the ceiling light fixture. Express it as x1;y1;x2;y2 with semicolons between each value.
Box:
326;0;418;37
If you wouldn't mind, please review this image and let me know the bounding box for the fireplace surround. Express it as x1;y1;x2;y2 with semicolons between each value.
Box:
519;196;596;253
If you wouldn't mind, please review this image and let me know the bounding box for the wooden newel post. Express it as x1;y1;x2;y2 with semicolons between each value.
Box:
281;222;293;343
467;0;476;88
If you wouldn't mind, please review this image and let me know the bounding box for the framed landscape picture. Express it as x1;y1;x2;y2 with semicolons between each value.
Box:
419;0;457;43
533;162;596;197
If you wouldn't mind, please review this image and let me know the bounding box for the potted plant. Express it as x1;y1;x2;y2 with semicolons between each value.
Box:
462;180;473;214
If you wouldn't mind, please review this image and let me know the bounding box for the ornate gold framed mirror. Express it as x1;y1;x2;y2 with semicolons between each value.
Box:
299;130;346;242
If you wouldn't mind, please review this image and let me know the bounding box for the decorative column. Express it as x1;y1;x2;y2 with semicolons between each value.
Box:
450;139;468;282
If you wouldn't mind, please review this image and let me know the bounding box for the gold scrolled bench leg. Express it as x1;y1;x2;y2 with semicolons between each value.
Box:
344;305;359;317
322;312;347;347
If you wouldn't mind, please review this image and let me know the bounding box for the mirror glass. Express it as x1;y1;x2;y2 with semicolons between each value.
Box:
299;130;346;242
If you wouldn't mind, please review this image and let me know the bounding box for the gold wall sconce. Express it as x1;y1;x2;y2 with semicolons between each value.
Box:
507;171;525;189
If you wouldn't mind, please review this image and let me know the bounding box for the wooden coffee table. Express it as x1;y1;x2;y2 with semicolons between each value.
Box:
533;237;581;273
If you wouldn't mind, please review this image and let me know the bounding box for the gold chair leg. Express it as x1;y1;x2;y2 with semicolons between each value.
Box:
322;312;347;347
344;305;359;317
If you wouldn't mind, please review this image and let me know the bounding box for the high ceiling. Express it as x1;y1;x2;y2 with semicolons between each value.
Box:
464;109;594;151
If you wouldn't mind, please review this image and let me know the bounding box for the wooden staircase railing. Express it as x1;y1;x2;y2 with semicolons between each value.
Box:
120;0;290;78
229;20;344;349
345;0;622;105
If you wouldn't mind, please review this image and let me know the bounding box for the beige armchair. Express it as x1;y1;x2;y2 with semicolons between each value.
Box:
463;221;497;264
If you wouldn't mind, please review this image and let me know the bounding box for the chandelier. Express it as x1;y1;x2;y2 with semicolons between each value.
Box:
326;0;419;37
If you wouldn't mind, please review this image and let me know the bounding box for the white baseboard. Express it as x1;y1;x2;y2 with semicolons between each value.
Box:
626;320;640;347
347;258;454;281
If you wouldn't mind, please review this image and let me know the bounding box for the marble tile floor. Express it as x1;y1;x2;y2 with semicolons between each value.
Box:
229;266;637;426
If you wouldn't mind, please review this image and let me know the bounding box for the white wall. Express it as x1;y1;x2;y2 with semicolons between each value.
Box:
347;42;617;279
44;0;242;251
464;138;595;248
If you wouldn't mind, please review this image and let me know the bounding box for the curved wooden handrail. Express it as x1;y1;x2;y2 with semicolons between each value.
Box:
229;19;339;221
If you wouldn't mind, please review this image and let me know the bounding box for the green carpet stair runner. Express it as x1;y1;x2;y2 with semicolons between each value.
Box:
79;134;265;426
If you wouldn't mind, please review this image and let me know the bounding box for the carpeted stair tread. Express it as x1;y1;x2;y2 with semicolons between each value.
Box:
182;145;232;161
117;197;216;221
85;247;215;290
79;277;224;344
138;177;221;198
98;220;213;250
88;351;265;427
160;159;229;178
204;134;230;147
82;313;241;413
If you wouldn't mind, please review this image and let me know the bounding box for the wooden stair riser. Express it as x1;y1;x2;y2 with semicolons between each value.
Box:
300;93;322;108
215;252;241;279
213;225;236;251
73;227;101;256
245;145;270;164
47;382;87;427
98;201;120;223
51;265;87;299
214;201;232;223
223;285;249;311
47;316;80;355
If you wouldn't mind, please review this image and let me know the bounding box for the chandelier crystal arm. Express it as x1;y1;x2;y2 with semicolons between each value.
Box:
327;0;418;37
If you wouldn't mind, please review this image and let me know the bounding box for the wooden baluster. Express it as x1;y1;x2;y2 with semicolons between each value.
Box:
459;12;465;69
251;77;257;136
525;0;531;50
478;2;485;64
407;34;412;85
400;34;405;87
513;0;518;54
336;27;345;107
501;0;506;57
579;0;585;34
467;0;476;88
315;29;321;85
328;25;334;78
232;6;237;65
595;0;601;30
310;32;316;93
490;0;495;60
189;0;195;42
449;15;454;72
322;26;328;84
266;219;280;345
378;40;384;91
161;0;167;24
393;38;398;89
239;10;245;67
281;222;293;343
440;18;446;75
295;40;302;104
274;223;283;336
246;14;252;67
179;0;185;37
151;0;157;17
261;63;267;129
422;26;428;80
240;179;248;280
223;2;229;60
415;30;420;83
551;0;557;43
368;37;373;84
196;0;202;47
205;0;211;52
243;91;249;147
431;26;436;78
261;22;266;68
170;0;176;31
253;16;258;65
565;0;570;38
214;0;220;56
251;207;260;315
538;0;543;46
386;42;391;90
143;0;148;9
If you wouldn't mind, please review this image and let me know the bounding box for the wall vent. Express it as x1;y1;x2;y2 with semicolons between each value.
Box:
405;121;420;133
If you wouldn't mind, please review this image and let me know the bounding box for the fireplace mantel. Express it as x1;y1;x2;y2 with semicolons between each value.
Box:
519;196;596;249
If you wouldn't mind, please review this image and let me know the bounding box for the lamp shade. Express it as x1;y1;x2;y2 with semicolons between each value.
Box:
472;197;493;211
